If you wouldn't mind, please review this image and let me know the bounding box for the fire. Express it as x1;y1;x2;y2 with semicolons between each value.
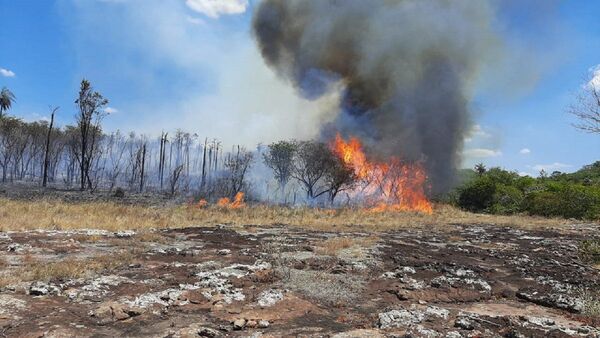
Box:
197;199;208;208
217;192;246;209
331;133;433;214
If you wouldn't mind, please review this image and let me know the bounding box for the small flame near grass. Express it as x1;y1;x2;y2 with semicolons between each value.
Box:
196;192;246;209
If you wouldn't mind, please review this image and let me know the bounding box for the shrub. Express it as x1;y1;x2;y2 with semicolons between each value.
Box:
489;184;524;215
522;191;562;217
524;185;600;220
485;167;520;186
580;239;600;264
457;177;496;212
113;187;125;198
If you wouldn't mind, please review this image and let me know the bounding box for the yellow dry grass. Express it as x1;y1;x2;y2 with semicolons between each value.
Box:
7;251;135;284
316;236;379;256
0;197;582;233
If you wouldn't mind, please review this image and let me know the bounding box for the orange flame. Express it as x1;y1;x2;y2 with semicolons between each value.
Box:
231;192;246;209
217;197;230;207
197;199;208;208
217;192;246;209
331;133;433;214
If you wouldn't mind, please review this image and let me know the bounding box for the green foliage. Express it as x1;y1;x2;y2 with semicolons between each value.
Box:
523;184;600;219
489;184;524;215
457;177;496;212
263;140;297;188
455;164;600;220
0;87;16;117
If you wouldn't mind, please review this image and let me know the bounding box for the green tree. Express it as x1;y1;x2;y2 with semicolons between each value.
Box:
263;140;297;201
0;87;16;118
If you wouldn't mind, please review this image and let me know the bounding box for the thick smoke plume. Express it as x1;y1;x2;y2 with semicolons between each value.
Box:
252;0;500;195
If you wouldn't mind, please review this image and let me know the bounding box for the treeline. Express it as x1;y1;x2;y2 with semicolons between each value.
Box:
0;80;360;204
0;119;357;204
454;162;600;220
0;80;259;199
0;113;257;197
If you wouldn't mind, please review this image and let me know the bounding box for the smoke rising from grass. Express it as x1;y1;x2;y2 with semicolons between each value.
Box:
252;0;503;194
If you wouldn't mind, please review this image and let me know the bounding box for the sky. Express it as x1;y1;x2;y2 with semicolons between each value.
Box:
0;0;598;176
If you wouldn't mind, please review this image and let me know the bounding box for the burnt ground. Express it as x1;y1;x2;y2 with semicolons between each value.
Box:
0;223;599;337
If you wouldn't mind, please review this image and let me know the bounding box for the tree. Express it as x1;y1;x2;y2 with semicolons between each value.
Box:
569;72;600;133
42;106;58;187
323;156;357;204
0;116;22;181
263;140;297;201
474;163;486;176
0;87;16;118
223;146;254;197
291;141;334;200
104;131;128;191
74;79;108;190
169;165;184;196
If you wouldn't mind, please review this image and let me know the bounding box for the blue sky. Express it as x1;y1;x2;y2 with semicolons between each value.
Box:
0;0;598;175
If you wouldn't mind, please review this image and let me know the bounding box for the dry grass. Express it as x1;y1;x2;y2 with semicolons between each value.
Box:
136;231;170;243
0;275;19;289
0;197;581;233
280;268;366;306
315;236;379;256
9;251;135;284
580;239;600;264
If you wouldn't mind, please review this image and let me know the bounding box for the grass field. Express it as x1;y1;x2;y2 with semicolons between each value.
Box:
0;197;579;232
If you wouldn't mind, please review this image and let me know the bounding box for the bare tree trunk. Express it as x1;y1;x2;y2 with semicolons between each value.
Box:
201;137;207;188
139;143;146;192
42;107;58;187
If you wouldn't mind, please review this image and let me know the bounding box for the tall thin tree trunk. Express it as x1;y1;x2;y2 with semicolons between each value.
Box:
42;107;57;187
201;138;207;188
139;143;146;192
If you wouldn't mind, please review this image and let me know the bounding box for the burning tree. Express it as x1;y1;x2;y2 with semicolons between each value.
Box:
331;134;432;213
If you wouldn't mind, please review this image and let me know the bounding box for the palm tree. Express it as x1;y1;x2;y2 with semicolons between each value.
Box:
474;163;486;176
0;87;16;118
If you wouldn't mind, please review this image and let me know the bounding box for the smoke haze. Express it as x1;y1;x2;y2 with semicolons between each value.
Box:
253;0;505;194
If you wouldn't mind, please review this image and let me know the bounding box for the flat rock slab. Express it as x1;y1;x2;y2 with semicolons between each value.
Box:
0;224;599;336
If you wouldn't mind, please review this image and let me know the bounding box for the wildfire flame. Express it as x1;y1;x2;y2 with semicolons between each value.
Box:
331;133;433;214
217;192;246;209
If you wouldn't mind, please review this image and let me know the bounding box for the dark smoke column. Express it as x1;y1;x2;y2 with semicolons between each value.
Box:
252;0;498;195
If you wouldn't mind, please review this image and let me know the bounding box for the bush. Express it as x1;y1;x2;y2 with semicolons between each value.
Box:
489;184;524;215
524;185;600;220
113;187;125;198
522;191;562;217
455;165;600;220
458;177;496;212
580;239;600;264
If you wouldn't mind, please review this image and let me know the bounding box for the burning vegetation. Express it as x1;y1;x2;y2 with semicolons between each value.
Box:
331;134;432;214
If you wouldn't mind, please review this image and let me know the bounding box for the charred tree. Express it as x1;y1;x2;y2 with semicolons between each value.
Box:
42;106;58;187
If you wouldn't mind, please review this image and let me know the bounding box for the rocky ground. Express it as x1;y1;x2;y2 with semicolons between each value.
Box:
0;222;599;337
